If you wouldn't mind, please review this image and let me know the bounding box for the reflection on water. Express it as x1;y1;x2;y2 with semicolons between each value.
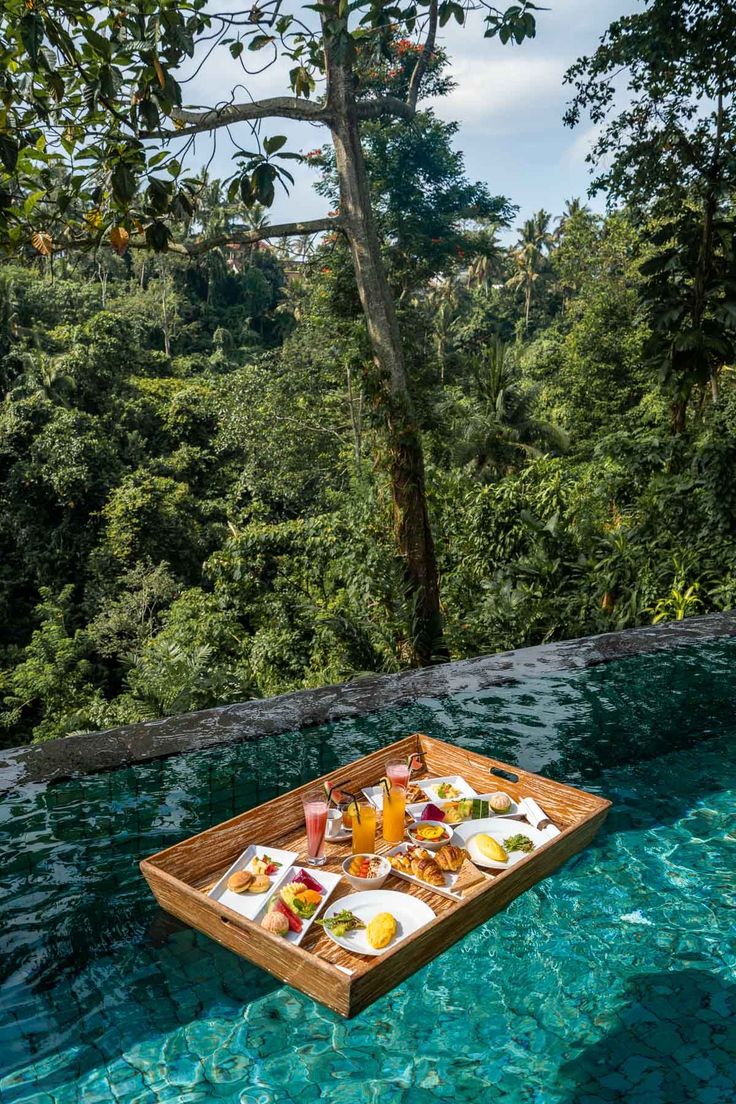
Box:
1;638;735;1102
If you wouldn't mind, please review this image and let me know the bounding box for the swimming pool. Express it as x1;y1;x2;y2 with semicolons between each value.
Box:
1;636;735;1103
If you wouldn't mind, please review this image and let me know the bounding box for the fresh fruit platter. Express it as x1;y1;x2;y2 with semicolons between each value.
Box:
141;732;610;1017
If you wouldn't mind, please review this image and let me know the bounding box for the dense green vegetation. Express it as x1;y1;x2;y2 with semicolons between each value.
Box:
3;190;735;744
1;0;735;745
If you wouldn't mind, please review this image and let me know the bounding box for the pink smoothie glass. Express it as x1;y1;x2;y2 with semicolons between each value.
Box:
386;758;410;789
302;792;329;866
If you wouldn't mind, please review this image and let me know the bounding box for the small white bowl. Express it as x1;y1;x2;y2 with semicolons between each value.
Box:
342;853;391;890
406;820;454;852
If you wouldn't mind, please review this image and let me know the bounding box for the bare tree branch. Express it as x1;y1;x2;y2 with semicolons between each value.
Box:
144;98;332;138
128;216;343;257
355;96;416;121
407;0;438;111
144;94;416;140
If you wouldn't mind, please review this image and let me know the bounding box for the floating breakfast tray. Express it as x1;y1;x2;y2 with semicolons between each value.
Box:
140;732;610;1017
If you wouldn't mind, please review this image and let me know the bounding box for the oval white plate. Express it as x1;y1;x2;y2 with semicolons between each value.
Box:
452;817;548;869
319;889;436;956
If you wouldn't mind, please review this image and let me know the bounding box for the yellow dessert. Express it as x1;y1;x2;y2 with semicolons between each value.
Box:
474;834;508;863
366;912;398;949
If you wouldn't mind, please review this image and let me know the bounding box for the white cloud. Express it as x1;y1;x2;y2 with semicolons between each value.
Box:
429;56;566;136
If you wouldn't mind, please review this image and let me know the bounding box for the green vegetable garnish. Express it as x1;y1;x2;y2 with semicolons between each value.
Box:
505;833;535;854
316;910;366;937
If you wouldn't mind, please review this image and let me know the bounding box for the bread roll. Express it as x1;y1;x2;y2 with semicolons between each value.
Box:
248;874;271;893
228;870;254;893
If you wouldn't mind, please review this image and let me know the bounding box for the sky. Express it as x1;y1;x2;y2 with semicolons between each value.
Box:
181;0;639;235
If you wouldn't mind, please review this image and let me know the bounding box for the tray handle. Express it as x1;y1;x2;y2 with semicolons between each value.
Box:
490;766;519;784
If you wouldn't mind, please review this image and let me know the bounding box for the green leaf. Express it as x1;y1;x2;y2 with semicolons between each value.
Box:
19;12;45;67
145;220;172;251
249;34;274;51
111;163;137;205
82;27;113;59
0;135;19;173
229;41;244;58
263;135;287;155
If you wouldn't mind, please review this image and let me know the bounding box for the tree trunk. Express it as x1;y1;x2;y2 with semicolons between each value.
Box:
323;13;444;664
710;369;720;404
671;395;687;434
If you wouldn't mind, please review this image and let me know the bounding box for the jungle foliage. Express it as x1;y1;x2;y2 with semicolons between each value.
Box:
2;2;736;744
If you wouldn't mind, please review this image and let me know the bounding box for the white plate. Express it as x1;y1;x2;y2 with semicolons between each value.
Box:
452;818;547;870
386;843;465;901
407;791;520;822
208;844;297;920
256;867;342;946
319;889;436;957
418;776;477;802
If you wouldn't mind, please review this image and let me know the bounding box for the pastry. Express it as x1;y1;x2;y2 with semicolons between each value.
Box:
261;910;289;936
436;844;467;873
248;874;271;893
411;855;445;886
227;870;254;893
389;852;413;874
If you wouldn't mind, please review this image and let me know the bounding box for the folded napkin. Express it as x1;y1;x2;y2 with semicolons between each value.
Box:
520;797;560;842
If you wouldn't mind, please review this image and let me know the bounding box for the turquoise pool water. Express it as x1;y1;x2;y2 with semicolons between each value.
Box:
1;639;735;1103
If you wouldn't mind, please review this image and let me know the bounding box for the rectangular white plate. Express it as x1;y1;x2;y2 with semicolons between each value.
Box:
417;776;478;802
386;843;464;901
362;781;430;810
256;867;343;946
208;844;297;921
407;791;519;822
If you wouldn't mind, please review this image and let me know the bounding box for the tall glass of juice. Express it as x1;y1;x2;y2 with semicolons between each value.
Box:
351;802;377;853
386;758;410;789
382;783;406;844
302;792;328;866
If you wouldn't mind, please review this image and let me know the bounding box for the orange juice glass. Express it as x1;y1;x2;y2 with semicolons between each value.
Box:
343;800;359;830
351;802;377;853
382;784;406;844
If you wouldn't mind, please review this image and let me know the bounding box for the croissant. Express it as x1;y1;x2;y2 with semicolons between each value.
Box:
389;853;413;874
412;856;445;886
436;845;467;873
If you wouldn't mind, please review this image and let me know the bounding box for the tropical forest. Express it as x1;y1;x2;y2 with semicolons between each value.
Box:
2;0;736;747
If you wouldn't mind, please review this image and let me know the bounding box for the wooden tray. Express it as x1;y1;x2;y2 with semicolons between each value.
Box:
140;733;610;1017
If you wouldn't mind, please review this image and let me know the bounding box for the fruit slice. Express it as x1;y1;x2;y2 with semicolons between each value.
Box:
420;803;445;821
291;868;324;894
344;800;361;828
324;781;353;806
473;833;509;863
273;897;303;933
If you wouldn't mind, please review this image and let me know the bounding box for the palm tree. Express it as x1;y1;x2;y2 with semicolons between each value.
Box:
450;339;568;479
10;351;76;405
506;211;553;330
467;227;505;290
428;278;458;384
554;197;593;240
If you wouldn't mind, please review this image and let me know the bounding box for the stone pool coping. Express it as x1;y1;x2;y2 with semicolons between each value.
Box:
1;611;735;794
